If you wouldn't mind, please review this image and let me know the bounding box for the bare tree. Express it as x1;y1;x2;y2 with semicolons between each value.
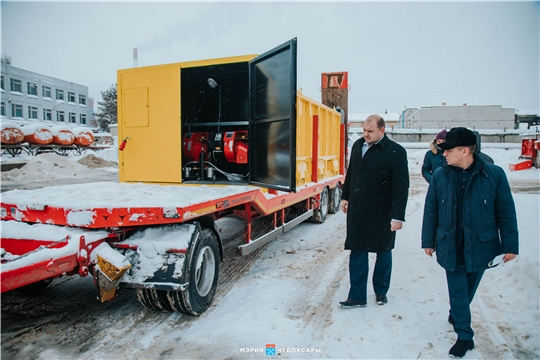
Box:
1;54;12;65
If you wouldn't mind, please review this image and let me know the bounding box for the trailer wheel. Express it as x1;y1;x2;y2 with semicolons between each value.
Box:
313;187;329;224
168;228;219;315
328;184;341;214
137;289;173;311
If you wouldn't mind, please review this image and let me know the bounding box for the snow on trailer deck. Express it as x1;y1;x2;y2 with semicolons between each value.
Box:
0;182;261;228
0;179;341;228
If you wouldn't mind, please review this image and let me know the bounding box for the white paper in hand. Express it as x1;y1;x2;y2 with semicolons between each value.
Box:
488;254;504;267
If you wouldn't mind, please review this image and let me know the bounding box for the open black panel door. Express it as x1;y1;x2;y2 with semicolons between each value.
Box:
249;38;297;192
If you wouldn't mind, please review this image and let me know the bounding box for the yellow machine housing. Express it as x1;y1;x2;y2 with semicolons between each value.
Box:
117;38;342;192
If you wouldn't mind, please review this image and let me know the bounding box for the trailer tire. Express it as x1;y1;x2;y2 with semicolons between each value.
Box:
312;187;329;224
137;289;173;311
168;228;219;316
328;184;341;214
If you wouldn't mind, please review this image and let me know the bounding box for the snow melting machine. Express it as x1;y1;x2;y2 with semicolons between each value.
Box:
118;38;342;192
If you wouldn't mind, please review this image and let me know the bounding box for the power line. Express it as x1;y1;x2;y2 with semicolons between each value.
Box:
350;90;539;99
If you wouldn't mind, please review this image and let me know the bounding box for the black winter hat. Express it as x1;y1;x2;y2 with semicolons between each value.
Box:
438;127;476;150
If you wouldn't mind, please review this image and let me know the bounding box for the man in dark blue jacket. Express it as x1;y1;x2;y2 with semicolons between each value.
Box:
421;127;519;358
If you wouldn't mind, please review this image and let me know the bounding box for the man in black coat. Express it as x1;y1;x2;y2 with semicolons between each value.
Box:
339;114;409;309
422;127;518;358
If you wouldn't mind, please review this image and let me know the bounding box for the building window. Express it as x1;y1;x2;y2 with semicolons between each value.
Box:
12;104;23;118
68;92;76;103
79;94;86;105
69;112;76;123
43;86;52;98
57;110;65;122
56;89;64;100
1;76;4;90
1;102;5;116
27;82;38;96
80;114;87;124
43;108;52;121
10;78;22;92
28;106;38;119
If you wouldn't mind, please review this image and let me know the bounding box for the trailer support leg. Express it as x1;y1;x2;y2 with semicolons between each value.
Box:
78;235;90;277
244;203;252;244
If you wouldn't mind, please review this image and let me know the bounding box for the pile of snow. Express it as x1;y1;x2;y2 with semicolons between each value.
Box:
93;146;118;163
1;153;117;182
77;154;117;168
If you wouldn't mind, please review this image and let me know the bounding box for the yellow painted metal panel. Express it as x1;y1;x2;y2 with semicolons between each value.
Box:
295;91;341;186
123;87;149;128
118;65;182;183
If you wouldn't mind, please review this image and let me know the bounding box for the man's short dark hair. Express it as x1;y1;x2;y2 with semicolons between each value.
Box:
465;145;476;154
366;114;385;129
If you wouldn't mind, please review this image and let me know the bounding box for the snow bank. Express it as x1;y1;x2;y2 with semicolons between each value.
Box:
76;154;116;168
1;153;89;182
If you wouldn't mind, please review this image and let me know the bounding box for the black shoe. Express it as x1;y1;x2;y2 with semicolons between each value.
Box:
375;294;388;305
339;298;367;309
449;338;474;358
448;315;455;326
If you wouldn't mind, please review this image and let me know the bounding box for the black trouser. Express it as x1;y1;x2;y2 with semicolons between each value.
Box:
348;250;392;302
445;254;485;340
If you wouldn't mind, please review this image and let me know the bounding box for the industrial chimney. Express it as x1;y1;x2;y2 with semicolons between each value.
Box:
133;48;138;68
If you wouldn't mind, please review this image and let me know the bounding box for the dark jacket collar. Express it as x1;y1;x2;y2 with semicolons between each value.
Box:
443;153;486;176
360;134;390;149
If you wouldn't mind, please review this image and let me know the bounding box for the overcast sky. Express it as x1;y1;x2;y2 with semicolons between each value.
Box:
2;1;538;115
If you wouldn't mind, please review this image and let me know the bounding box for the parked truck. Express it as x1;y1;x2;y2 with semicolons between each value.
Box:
0;38;346;315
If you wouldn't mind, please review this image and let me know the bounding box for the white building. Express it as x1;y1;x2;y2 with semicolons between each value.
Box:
1;64;94;126
400;105;515;130
349;112;402;129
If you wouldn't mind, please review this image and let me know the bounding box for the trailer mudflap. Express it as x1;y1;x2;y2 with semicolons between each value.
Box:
95;243;132;302
119;224;194;291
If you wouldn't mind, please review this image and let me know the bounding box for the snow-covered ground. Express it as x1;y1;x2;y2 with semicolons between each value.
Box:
1;140;539;359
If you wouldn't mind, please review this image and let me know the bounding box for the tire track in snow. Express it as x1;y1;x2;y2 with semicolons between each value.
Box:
283;215;349;338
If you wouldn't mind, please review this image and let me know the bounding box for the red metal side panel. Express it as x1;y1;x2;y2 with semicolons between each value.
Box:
1;177;345;230
1;238;67;256
1;254;78;292
1;190;260;228
509;160;533;171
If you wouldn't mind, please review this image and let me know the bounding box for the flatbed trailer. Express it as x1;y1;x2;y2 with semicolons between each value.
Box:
0;38;346;315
